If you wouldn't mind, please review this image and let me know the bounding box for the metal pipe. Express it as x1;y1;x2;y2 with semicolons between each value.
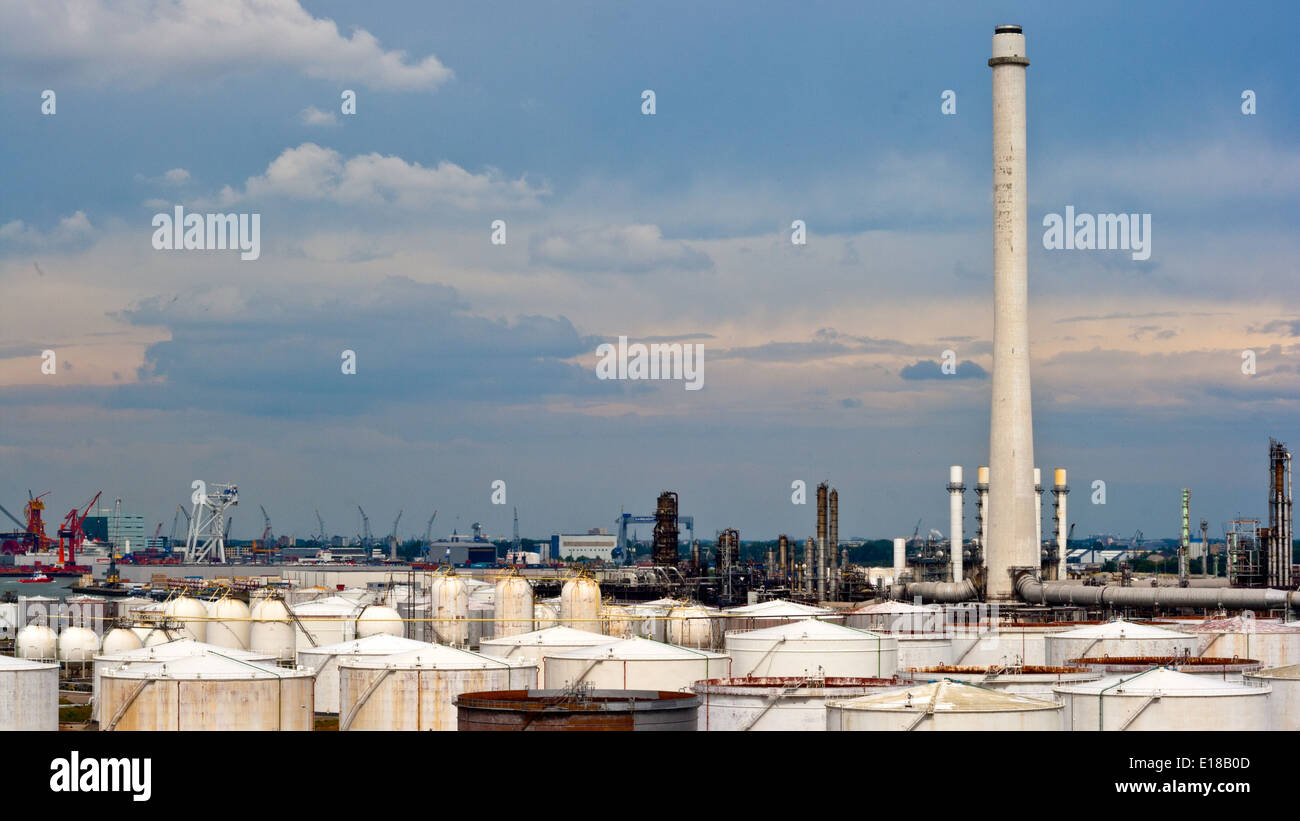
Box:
1015;574;1300;611
948;466;965;582
903;579;979;602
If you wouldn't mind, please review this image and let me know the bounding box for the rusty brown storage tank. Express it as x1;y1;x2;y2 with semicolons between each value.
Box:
455;689;698;731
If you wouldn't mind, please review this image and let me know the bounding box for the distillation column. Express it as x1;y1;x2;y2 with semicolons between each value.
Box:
948;466;965;581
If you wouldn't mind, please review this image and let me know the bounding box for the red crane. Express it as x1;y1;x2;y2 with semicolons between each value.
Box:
57;491;102;567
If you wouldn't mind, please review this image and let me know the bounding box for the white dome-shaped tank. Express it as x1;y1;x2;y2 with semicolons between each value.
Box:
693;676;905;731
57;626;101;662
493;575;534;638
544;637;731;692
844;600;942;633
1188;616;1300;669
92;638;275;724
143;626;182;647
337;644;537;731
0;655;59;731
827;680;1063;731
478;625;619;687
249;598;296;662
722;599;838;633
113;597;157;619
1044;620;1197;666
1055;667;1272;731
207;597;252;650
431;575;470;646
355;604;404;639
297;634;434;714
726;619;898;679
163;596;208;642
1245;664;1300;730
100;627;144;656
618;604;670;642
15;624;57;661
601;604;635;638
291;596;362;647
900;665;1100;702
533;602;559;629
99;655;314;730
666;604;718;649
561;576;602;634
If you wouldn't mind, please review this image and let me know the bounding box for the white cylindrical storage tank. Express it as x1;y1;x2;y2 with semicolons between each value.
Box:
57;626;101;662
948;622;1074;667
1245;664;1300;731
249;598;296;663
207;597;252;650
163;596;208;642
297;634;434;714
726;619;898;678
1189;617;1300;669
1055;668;1271;731
494;576;534;638
533;602;559;630
0;602;18;640
900;666;1100;702
1044;620;1197;666
843;600;942;633
99;655;314;730
0;655;59;731
623;604;669;642
431;575;470;646
721;599;838;634
694;676;904;731
100;627;144;656
355;604;404;639
291;596;361;648
544;637;731;692
666;604;718;649
827;680;1063;731
15;624;57;661
114;597;157;619
478;625;617;687
338;644;537;731
1070;656;1262;682
895;635;954;669
561;576;602;634
92;639;275;723
602;604;634;639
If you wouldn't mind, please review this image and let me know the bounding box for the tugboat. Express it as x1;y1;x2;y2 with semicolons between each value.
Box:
19;571;52;583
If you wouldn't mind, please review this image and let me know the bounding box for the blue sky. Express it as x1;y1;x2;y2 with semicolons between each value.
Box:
1;0;1297;544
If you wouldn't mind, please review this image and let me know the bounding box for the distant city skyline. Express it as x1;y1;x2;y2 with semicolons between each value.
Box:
1;2;1297;546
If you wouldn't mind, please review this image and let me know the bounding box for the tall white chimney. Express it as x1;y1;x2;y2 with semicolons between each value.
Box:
893;537;906;588
977;465;990;557
1053;469;1069;580
1034;466;1043;571
986;25;1038;600
948;466;965;581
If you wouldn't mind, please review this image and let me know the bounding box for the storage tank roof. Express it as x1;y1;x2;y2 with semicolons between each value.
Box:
724;599;833;616
1190;616;1300;634
831;680;1059;712
1054;619;1193;639
300;635;432;656
341;643;534;670
547;636;729;661
730;618;886;641
95;638;273;662
1250;664;1300;679
480;625;617;647
0;654;57;671
292;597;363;615
106;653;311;680
847;600;940;615
1054;667;1267;696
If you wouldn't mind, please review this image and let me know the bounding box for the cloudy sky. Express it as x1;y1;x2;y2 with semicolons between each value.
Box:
1;0;1297;545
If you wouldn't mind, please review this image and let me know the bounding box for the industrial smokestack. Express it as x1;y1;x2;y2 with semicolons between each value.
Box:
977;466;990;558
948;466;965;581
1053;469;1069;580
778;533;789;580
805;537;815;594
829;489;839;597
1034;467;1043;574
986;25;1038;600
893;537;906;588
816;482;828;599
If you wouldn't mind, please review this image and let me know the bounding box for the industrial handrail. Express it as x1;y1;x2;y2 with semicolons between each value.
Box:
103;678;150;732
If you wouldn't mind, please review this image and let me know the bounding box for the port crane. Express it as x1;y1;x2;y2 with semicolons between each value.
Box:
56;491;102;566
315;508;327;543
357;505;373;547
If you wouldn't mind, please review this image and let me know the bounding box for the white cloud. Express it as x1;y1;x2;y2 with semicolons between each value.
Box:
213;142;548;210
298;106;337;127
0;211;95;248
0;0;453;91
530;224;712;273
162;168;190;184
